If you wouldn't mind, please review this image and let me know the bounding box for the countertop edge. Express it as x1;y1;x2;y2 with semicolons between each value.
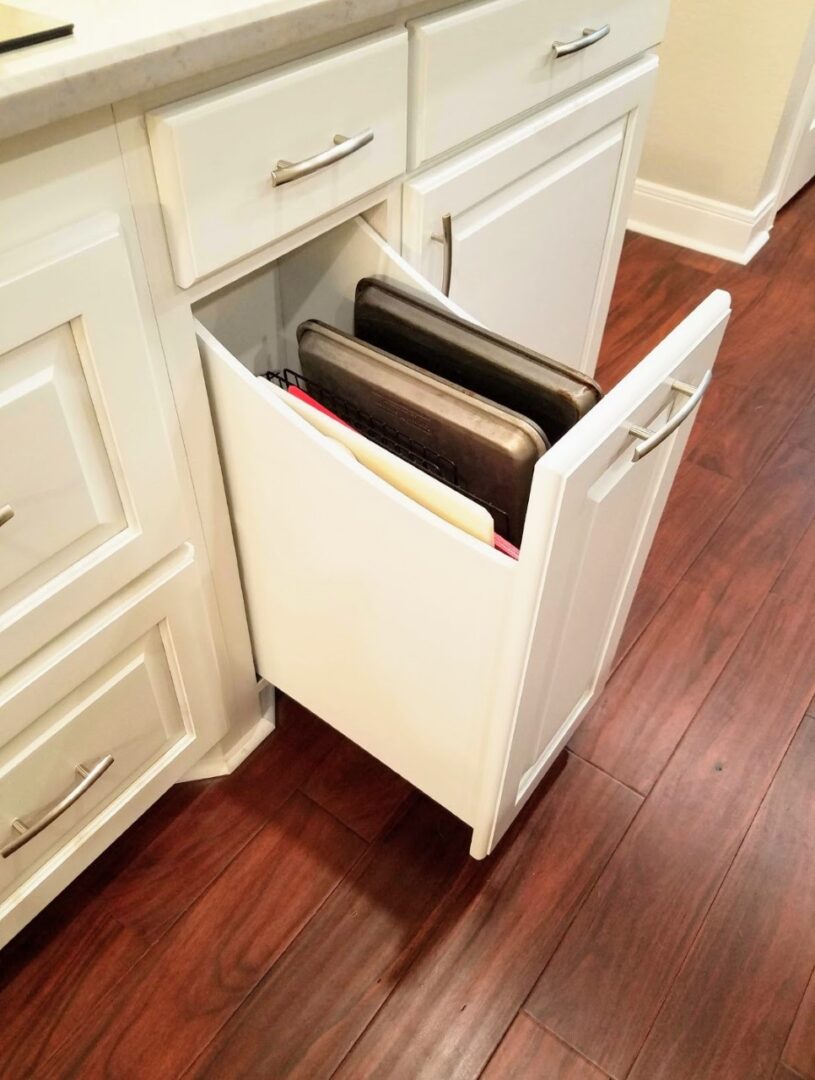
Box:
0;0;432;142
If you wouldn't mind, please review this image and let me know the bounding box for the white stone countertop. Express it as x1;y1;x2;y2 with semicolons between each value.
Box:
0;0;438;140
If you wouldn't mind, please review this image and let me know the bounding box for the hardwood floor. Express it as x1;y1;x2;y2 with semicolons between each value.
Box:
3;183;815;1080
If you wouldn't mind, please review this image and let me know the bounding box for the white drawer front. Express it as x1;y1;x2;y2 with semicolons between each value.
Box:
0;217;187;678
408;0;668;165
195;213;730;858
0;550;225;947
148;31;409;287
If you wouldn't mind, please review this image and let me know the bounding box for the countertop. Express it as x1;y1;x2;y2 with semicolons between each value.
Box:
0;0;444;140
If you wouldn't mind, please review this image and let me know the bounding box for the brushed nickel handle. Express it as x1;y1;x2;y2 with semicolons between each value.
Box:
628;371;712;462
431;212;453;297
1;755;114;858
0;504;14;528
270;129;374;187
553;24;610;57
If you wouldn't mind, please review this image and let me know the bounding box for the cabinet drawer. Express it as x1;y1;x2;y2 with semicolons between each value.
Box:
0;550;225;947
195;212;730;857
148;30;408;287
408;0;668;165
0;217;187;678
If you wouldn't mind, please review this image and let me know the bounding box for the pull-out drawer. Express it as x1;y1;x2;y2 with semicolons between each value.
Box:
0;216;187;679
148;30;408;288
408;0;669;166
0;550;225;947
196;214;730;857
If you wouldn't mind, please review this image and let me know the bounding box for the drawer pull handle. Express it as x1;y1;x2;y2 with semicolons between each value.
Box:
628;371;712;461
1;755;114;858
553;24;610;57
270;129;374;187
431;212;453;297
0;504;14;528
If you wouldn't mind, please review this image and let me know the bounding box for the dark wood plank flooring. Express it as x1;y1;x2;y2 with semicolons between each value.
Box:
3;182;815;1080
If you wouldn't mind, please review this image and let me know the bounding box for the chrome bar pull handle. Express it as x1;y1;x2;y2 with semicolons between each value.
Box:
0;504;14;528
628;370;712;462
553;24;610;57
270;129;373;187
1;755;115;858
431;212;453;297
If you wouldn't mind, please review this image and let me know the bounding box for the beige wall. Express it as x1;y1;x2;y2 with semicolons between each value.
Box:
639;0;815;209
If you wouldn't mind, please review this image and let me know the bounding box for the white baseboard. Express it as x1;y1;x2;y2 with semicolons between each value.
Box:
181;680;276;781
628;179;777;264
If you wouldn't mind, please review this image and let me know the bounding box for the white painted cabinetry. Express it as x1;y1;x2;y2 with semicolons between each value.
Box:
402;57;657;372
0;552;224;948
196;216;729;857
0;125;227;948
0;216;189;676
0;0;692;935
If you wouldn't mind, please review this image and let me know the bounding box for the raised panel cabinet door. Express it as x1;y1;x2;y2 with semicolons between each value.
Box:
0;214;187;675
402;57;657;376
0;548;227;947
471;290;731;857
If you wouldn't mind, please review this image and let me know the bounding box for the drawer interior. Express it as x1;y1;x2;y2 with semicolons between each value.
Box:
195;213;517;824
195;210;477;380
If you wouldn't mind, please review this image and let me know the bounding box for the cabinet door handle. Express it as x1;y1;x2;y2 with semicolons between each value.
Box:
270;129;374;187
0;504;14;528
553;24;610;57
1;755;115;858
431;213;453;297
628;371;712;461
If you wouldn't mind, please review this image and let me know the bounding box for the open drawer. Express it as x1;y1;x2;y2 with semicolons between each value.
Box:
195;214;730;857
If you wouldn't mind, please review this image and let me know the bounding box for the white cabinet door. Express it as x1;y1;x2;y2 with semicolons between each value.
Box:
472;291;730;855
0;215;187;675
402;57;657;376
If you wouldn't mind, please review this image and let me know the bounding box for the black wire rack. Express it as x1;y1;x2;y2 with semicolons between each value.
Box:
263;368;510;536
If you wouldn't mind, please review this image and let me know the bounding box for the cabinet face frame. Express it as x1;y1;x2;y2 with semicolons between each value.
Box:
402;56;659;375
0;214;188;677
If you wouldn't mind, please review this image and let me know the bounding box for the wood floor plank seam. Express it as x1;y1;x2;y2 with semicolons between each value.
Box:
40;792;370;1080
514;1011;612;1078
40;788;374;1080
622;708;813;1080
500;754;647;1057
32;807;276;1079
599;303;815;680
610;404;815;682
328;754;640;1079
566;747;646;799
782;959;815;1079
780;1067;811;1080
529;583;815;1076
323;857;481;1080
182;793;420;1079
580;434;815;798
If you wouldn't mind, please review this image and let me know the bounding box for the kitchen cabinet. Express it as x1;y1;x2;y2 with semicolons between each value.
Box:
402;57;657;372
0;215;189;676
196;215;729;857
0;552;225;948
0;116;227;947
0;0;696;934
